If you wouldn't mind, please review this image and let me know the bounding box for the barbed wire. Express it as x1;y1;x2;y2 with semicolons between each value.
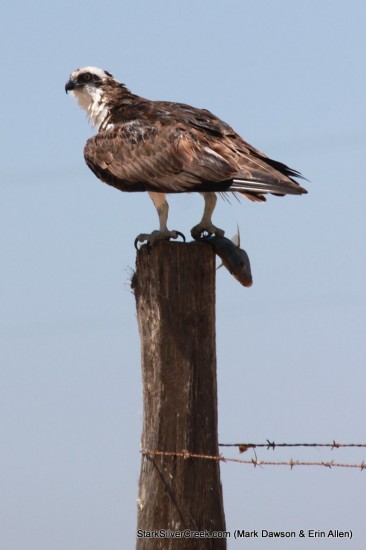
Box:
218;440;366;452
141;449;366;471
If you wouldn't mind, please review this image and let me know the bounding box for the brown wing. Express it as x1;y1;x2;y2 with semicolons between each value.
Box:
203;133;307;199
153;102;306;197
84;119;239;193
84;106;307;198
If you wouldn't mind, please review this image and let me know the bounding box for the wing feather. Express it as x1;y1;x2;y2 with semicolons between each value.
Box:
84;121;237;193
83;109;307;198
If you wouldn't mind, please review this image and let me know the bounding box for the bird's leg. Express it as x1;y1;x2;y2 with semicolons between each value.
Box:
191;192;225;239
135;192;185;245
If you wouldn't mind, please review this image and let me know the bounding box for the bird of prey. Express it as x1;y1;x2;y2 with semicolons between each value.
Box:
65;66;307;244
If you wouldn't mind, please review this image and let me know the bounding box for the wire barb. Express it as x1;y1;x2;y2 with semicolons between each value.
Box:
219;440;366;450
141;449;366;471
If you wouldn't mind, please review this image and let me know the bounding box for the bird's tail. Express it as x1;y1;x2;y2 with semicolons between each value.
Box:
229;152;308;200
229;178;307;201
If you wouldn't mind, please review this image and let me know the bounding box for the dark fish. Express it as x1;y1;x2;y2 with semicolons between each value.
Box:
202;230;253;287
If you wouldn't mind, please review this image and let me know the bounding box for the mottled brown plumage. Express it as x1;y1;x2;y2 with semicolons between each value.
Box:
66;66;307;242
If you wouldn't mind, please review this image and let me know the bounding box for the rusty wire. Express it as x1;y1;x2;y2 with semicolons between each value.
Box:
218;440;366;452
141;449;366;471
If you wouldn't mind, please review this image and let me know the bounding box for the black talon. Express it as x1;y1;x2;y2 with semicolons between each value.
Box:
134;231;185;249
175;231;186;242
134;237;147;250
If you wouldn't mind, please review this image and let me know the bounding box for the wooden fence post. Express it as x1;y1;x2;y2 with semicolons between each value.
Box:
133;240;226;549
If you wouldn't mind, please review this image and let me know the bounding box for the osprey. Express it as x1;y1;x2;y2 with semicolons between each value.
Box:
65;66;307;244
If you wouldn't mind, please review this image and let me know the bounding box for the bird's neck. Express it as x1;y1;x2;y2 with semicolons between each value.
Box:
75;83;139;130
88;88;110;129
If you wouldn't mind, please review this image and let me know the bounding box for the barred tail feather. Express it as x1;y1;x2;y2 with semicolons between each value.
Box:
230;178;308;196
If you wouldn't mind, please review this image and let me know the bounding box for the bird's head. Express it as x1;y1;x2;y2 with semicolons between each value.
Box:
65;66;117;127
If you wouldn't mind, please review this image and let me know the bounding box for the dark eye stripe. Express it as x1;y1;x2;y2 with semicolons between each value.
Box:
76;71;106;85
78;72;100;83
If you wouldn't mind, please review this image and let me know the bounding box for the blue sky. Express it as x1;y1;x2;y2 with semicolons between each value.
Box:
1;0;366;548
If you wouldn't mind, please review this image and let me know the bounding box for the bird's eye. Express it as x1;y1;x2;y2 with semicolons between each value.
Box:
82;73;92;81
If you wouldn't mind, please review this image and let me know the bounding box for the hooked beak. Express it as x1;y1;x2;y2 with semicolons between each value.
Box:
65;79;77;93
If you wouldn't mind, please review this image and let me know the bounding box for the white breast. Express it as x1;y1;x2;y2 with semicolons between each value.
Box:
71;87;109;129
